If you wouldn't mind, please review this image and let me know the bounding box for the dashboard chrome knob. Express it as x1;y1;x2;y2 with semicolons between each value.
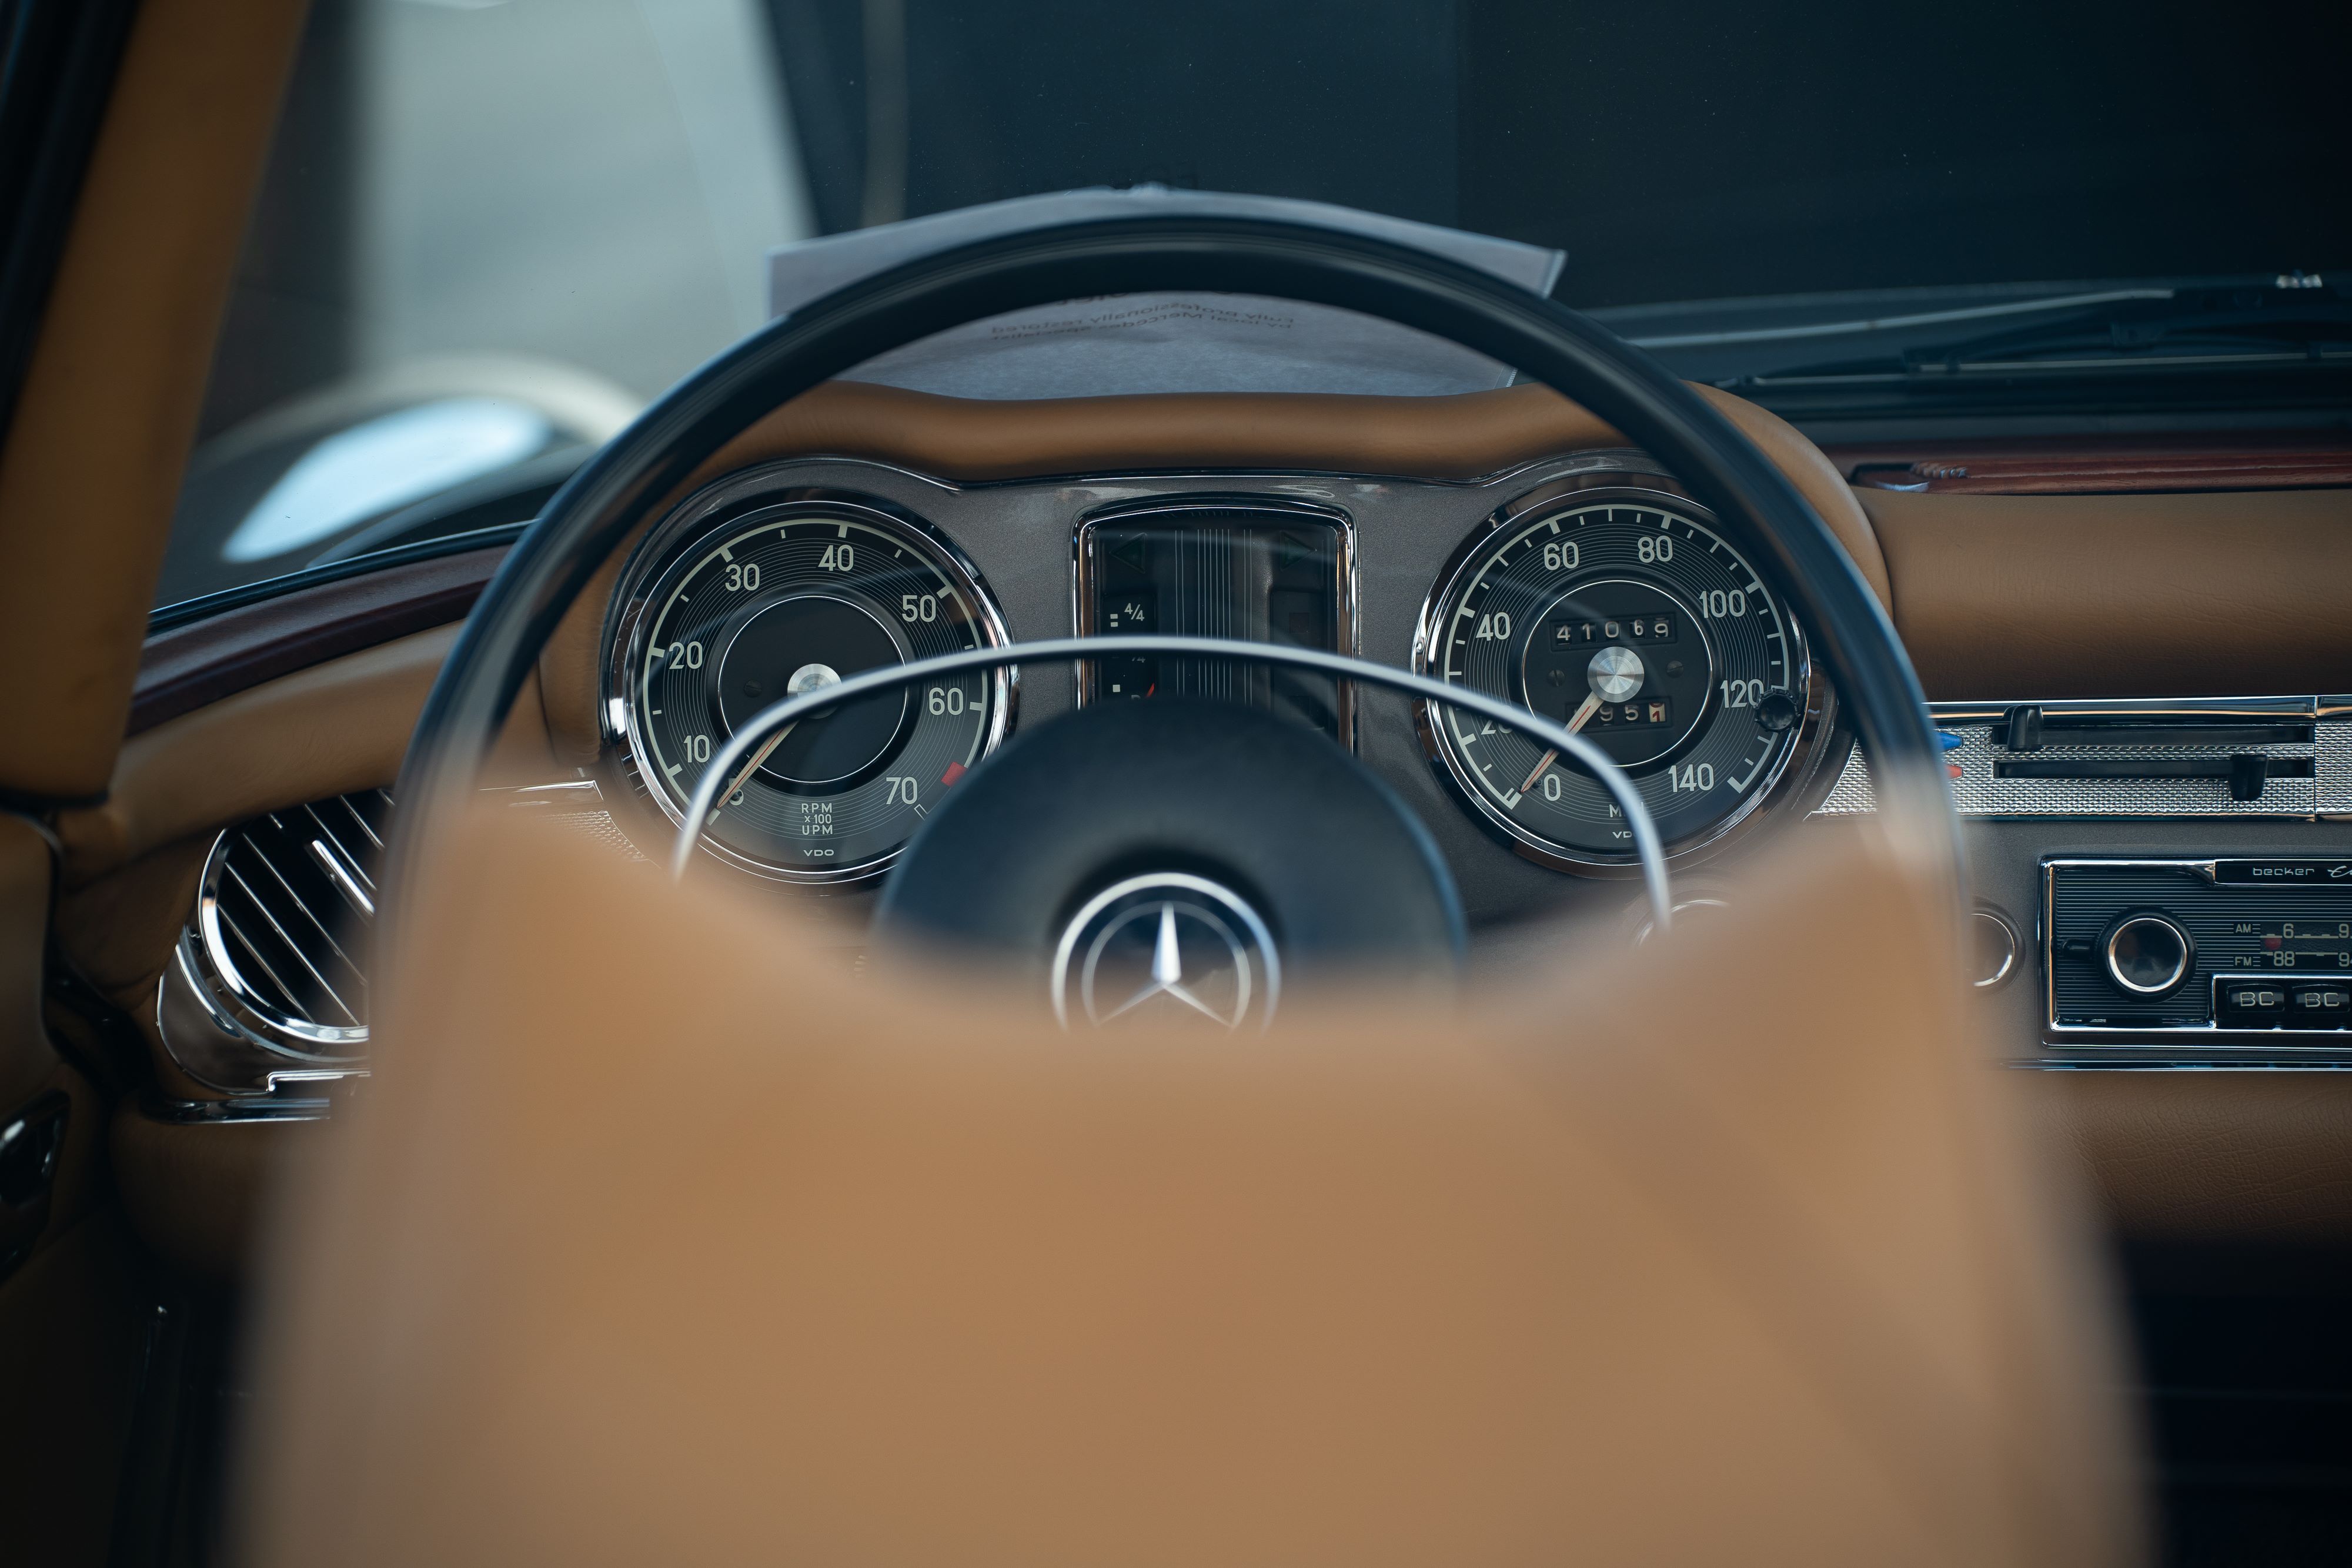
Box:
1969;907;2019;988
2100;911;2194;997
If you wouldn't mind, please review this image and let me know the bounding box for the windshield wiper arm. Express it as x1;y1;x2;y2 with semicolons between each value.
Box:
1901;283;2349;369
1725;280;2351;385
1625;287;2179;351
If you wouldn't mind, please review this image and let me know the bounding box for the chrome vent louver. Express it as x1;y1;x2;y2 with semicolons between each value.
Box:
158;789;389;1091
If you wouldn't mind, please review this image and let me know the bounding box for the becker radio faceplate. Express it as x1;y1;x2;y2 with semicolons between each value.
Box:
2044;857;2352;1043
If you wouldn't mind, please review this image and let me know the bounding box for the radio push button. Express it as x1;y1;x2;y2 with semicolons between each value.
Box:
2215;977;2288;1027
2288;982;2352;1025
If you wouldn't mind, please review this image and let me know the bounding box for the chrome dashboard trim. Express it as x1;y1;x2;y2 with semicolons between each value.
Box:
1816;695;2352;819
2009;1060;2352;1072
1971;906;2020;989
156;938;374;1095
138;1088;342;1125
1932;696;2324;723
1069;493;1360;748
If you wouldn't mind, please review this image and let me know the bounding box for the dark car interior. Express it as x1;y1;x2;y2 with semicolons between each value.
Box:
2;2;2350;1563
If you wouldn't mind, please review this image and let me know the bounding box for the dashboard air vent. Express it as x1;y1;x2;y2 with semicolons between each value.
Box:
159;789;389;1091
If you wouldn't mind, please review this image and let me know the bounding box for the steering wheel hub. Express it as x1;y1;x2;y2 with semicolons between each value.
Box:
873;697;1468;998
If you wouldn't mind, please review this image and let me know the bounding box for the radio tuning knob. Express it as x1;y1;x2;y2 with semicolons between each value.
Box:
2100;911;2194;998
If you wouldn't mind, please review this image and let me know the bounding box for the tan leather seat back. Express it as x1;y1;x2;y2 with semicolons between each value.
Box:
239;815;2142;1566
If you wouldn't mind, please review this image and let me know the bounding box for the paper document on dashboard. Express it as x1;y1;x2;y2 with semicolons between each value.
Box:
766;188;1566;400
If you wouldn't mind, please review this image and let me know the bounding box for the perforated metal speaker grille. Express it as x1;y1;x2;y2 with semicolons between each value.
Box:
1815;713;2352;819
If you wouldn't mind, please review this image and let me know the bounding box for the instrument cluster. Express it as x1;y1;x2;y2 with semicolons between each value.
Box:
599;457;1845;893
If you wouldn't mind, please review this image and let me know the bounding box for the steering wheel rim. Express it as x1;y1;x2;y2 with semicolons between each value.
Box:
390;215;1955;940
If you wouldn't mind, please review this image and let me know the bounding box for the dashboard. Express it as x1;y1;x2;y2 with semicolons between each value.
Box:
64;380;2352;1282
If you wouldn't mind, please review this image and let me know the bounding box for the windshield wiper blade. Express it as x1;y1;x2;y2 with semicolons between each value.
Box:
1731;279;2351;384
1907;283;2349;367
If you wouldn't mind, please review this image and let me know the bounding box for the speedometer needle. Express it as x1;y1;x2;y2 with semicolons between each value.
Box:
1519;692;1603;794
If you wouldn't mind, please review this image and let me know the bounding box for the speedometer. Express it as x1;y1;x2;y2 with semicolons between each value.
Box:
605;483;1013;884
1413;479;1833;872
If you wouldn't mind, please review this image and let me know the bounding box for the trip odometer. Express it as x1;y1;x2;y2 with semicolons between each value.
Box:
1414;482;1828;872
606;484;1013;884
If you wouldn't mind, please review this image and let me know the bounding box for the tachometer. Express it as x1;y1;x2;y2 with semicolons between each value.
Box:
606;484;1013;883
1413;480;1830;871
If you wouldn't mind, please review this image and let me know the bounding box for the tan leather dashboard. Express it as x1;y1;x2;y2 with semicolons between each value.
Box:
1865;486;2352;700
656;380;1892;596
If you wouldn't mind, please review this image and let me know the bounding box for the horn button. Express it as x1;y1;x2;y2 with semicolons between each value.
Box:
873;699;1464;1013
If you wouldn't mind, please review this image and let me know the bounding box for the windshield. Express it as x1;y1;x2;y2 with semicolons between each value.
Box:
159;0;2349;612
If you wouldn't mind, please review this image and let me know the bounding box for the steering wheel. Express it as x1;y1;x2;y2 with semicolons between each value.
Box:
390;217;1956;993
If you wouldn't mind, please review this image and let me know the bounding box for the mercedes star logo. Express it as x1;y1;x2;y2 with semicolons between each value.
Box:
1050;872;1281;1031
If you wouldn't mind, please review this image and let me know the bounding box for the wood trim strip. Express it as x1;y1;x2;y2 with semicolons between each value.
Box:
1839;435;2352;495
129;547;506;735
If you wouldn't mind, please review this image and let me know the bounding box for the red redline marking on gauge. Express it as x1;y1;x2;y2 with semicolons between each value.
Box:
940;761;967;787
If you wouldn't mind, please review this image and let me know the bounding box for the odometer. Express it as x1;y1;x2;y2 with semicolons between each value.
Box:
1414;483;1825;871
606;488;1012;883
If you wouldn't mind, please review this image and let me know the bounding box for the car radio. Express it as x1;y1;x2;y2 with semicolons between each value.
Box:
2044;858;2352;1041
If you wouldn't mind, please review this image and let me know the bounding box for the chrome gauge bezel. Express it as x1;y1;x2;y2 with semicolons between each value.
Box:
602;469;1016;886
1411;471;1842;876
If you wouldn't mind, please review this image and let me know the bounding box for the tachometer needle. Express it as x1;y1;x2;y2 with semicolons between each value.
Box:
1519;691;1603;794
703;661;841;827
706;721;795;825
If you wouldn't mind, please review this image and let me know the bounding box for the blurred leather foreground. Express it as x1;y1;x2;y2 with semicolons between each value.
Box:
237;811;2143;1566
